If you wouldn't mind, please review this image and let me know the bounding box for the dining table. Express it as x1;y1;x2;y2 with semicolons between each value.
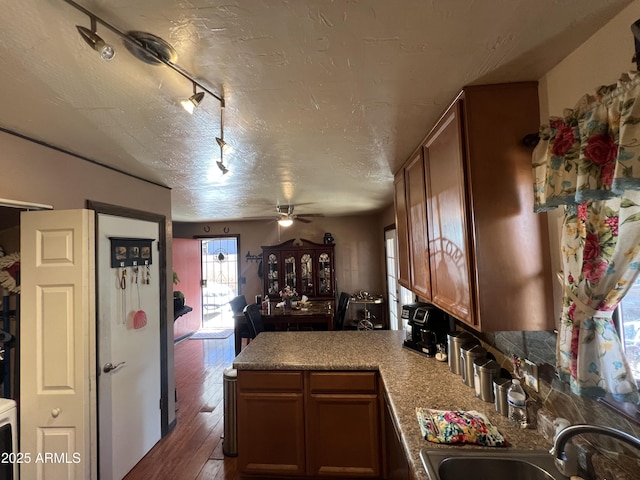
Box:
234;302;334;355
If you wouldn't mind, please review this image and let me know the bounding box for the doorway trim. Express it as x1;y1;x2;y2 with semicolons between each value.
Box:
86;201;170;440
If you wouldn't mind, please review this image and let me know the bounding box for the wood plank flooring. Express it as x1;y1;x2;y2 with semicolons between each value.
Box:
124;335;240;480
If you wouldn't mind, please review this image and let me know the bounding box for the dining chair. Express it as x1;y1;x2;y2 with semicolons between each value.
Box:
230;295;253;354
229;295;248;315
335;292;351;330
243;303;265;339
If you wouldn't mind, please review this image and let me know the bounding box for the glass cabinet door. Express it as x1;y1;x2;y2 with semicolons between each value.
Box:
284;253;296;291
318;252;332;295
266;253;279;296
299;253;314;297
263;241;334;300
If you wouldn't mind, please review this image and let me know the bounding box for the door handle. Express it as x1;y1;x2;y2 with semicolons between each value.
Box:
103;361;126;373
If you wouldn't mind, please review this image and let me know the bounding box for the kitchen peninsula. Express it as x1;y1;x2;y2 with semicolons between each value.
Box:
232;330;550;479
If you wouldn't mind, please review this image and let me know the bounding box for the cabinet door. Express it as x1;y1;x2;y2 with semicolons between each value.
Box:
265;251;281;297
306;372;381;478
283;251;297;292
299;252;315;297
424;102;473;324
317;250;334;297
406;151;431;299
238;371;306;476
394;170;411;289
307;395;380;477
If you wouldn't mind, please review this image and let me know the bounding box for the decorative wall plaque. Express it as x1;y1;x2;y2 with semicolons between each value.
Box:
109;237;154;268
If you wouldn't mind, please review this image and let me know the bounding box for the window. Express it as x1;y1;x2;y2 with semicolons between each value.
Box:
616;277;640;383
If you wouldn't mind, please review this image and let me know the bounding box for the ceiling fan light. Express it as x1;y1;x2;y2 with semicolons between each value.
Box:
277;218;294;227
181;91;205;114
76;25;115;61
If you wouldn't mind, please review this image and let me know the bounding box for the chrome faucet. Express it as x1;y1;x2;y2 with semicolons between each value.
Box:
550;424;640;476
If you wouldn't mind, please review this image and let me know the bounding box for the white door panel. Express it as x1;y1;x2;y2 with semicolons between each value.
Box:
97;215;161;480
20;209;96;480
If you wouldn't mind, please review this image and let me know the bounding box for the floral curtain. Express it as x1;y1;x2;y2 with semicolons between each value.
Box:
533;71;640;402
558;195;640;401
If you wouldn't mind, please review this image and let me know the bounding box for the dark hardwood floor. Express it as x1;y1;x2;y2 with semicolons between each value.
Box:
124;334;240;480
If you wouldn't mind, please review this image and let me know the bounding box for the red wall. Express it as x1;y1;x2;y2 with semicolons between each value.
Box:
173;238;202;340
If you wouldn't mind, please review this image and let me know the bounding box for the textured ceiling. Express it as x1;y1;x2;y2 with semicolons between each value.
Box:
0;0;633;221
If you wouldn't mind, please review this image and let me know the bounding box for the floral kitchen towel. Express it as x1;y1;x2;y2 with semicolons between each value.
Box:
416;407;507;446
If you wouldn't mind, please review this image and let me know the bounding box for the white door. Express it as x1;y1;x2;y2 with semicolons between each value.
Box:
97;214;161;480
20;209;96;480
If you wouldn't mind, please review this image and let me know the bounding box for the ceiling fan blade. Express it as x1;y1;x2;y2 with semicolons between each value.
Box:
296;217;312;223
297;213;324;218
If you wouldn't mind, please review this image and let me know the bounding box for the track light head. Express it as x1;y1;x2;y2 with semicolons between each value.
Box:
216;160;229;175
76;25;115;61
181;91;205;114
216;137;232;153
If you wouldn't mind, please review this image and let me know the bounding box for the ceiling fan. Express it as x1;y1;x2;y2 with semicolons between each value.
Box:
276;205;322;226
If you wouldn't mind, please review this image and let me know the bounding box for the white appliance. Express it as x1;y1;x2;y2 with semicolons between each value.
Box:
0;398;18;480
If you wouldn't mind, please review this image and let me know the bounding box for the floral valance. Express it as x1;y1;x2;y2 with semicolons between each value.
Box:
533;71;640;212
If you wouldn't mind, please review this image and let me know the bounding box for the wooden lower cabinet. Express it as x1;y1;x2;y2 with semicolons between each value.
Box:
237;370;383;479
237;371;306;476
306;372;381;477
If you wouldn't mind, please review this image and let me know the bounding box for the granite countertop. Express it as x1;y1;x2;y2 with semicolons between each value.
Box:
233;330;552;480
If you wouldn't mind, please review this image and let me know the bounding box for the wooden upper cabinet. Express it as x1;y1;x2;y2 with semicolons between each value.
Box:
405;151;431;300
459;83;553;331
400;82;554;332
423;103;472;323
393;170;411;289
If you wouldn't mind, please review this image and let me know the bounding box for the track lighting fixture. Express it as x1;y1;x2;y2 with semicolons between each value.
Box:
277;218;294;228
181;83;205;114
64;0;234;168
62;0;224;104
76;17;115;61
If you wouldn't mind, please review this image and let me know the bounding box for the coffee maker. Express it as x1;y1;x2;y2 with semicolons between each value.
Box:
402;302;449;356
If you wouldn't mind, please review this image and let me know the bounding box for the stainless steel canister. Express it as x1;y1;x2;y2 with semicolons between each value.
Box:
447;331;478;375
460;344;486;388
493;377;511;416
473;359;501;402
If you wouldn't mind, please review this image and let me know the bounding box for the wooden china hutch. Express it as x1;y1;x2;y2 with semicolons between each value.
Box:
262;238;336;301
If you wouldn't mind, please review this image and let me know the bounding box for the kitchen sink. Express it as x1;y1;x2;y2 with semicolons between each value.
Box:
420;448;569;480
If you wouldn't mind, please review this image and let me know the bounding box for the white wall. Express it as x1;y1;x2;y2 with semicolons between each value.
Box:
538;0;640;317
